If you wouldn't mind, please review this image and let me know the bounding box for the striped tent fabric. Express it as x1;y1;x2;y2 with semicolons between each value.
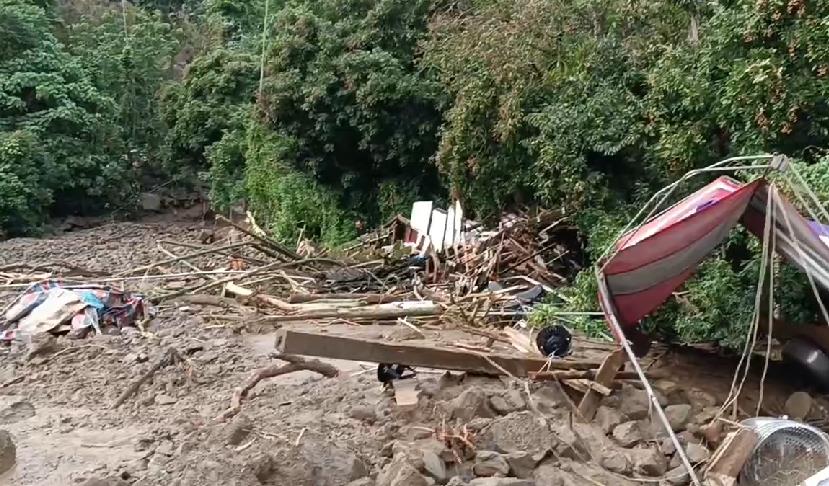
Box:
599;176;829;329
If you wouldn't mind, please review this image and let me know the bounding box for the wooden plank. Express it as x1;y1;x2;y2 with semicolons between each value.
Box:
260;300;441;322
704;428;758;483
274;330;601;377
393;379;420;411
287;293;402;304
577;348;625;420
502;327;539;355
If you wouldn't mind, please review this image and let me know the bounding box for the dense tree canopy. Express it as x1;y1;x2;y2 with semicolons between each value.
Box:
3;0;829;347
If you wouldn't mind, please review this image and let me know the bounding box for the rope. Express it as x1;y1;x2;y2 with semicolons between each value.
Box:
781;173;829;325
718;186;774;419
757;188;777;416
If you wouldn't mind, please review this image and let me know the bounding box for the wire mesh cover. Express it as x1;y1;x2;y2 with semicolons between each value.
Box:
740;417;829;486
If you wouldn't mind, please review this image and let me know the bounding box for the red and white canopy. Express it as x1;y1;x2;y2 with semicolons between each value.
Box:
598;176;829;331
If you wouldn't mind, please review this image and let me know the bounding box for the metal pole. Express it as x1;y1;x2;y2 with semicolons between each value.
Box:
596;270;703;486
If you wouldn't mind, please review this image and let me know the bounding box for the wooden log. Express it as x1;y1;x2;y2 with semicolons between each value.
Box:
530;370;659;381
260;301;441;322
274;330;601;377
288;293;403;304
704;428;759;485
577;348;625;420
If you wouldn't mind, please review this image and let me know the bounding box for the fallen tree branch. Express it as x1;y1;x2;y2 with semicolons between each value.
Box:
215;354;340;421
216;215;301;260
111;347;183;408
116;242;248;277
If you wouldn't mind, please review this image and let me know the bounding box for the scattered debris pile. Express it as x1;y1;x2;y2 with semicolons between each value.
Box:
4;206;829;486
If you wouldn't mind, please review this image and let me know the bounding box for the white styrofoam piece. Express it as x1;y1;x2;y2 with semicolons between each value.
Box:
429;209;448;252
410;201;433;235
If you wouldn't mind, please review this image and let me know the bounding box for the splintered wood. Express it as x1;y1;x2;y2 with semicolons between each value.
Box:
704;428;759;486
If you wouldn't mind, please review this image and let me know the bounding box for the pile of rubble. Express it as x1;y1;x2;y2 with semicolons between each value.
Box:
359;371;723;486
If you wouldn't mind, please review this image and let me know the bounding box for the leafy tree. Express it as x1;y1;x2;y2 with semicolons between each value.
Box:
257;0;444;222
0;0;124;229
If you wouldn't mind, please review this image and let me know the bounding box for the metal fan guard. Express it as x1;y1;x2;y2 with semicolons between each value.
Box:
740;417;829;486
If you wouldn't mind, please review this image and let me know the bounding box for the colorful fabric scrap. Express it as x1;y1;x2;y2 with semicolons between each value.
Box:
1;280;150;342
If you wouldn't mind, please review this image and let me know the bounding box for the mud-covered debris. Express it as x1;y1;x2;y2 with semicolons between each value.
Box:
421;449;447;483
154;394;177;405
443;387;495;421
473;450;509;477
468;478;535;486
612;421;644;448
503;451;537;479
349;404;378;424
600;449;631;474
0;430;16;475
595;405;623;434
664;404;692;431
222;415;253;446
489;389;525;415
629;446;668;476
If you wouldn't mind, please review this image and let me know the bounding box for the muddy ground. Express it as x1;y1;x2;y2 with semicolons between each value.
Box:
0;214;824;486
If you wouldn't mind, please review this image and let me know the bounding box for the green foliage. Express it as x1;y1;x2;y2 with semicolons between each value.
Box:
0;130;51;233
62;2;180;182
0;0;127;228
257;0;444;223
244;128;356;246
160;48;258;180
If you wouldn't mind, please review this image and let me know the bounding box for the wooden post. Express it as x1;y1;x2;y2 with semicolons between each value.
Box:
274;330;601;377
577;348;625;420
704;428;759;486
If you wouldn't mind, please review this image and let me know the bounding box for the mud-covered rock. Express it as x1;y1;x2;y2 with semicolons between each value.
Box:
613;421;644;447
629;447;668;476
595;406;623;434
490;389;525;415
600;450;631;474
618;386;651;420
504;451;537;479
478;412;552;455
664;404;692;431
473;451;510;477
422;449;447;484
0;430;16;475
443;387;495;421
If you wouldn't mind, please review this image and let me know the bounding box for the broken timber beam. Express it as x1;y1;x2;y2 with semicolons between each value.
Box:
577;348;625;420
287;293;403;304
274;329;600;377
260;301;440;322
